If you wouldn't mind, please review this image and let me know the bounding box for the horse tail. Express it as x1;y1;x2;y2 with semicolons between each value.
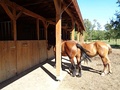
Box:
107;44;112;54
76;43;91;62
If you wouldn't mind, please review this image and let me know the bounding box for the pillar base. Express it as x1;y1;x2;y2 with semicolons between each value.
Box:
56;75;61;81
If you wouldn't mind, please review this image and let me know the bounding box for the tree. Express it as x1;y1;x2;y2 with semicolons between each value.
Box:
104;23;113;42
83;19;93;41
84;19;92;31
92;19;97;30
110;0;120;39
97;22;102;30
84;19;104;41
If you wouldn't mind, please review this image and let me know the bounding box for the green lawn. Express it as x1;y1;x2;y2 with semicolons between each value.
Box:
102;39;120;45
102;39;120;49
89;39;120;49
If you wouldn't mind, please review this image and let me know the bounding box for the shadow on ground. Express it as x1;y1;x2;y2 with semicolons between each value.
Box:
0;58;55;89
82;66;102;75
111;44;120;49
0;57;71;89
0;57;102;89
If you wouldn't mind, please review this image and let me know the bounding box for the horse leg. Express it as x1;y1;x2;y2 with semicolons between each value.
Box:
107;57;112;74
77;62;82;77
76;56;82;77
101;56;111;76
70;58;76;77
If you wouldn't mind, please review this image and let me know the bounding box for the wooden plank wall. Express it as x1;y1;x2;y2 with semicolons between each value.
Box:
0;41;16;83
17;40;48;74
0;40;50;83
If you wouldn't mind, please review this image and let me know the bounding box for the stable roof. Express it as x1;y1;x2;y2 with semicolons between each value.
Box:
0;0;85;32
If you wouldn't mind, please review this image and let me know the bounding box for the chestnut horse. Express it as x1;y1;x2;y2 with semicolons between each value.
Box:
79;41;112;76
49;40;91;77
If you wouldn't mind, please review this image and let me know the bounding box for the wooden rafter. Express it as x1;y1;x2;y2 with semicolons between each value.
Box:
0;3;14;20
16;10;23;20
0;0;55;25
62;1;85;32
72;0;85;31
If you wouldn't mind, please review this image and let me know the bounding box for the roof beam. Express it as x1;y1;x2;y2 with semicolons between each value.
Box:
0;3;14;20
72;0;85;30
62;2;75;29
0;0;55;24
62;0;85;31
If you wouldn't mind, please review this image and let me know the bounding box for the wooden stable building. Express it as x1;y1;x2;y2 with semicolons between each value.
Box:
0;0;85;82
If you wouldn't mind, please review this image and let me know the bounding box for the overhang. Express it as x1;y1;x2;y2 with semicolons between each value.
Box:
0;0;85;32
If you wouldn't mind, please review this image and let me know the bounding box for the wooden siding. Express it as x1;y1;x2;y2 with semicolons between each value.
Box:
17;40;48;74
0;41;16;83
0;40;50;83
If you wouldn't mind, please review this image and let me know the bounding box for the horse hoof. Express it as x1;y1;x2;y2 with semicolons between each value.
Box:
101;72;105;76
109;71;112;74
76;72;82;77
71;74;76;77
72;72;76;77
108;71;112;75
76;74;82;77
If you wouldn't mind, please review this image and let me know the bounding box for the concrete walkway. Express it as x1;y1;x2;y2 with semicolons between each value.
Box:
0;57;70;90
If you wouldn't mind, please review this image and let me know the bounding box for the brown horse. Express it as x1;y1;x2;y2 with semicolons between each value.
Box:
79;41;112;76
51;40;91;77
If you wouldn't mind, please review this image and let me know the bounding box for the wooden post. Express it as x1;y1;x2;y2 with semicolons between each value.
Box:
12;20;17;41
77;31;80;41
80;33;84;43
56;16;62;80
43;21;48;40
36;19;39;40
12;8;17;41
45;23;48;40
44;27;48;40
54;0;62;80
71;23;75;40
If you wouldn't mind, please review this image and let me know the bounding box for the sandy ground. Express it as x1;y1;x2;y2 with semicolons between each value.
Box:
57;49;120;90
0;49;120;90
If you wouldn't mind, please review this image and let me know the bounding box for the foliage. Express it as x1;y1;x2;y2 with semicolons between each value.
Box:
83;19;106;41
103;39;120;48
110;0;120;39
92;30;106;40
82;0;120;42
83;19;92;40
81;0;120;43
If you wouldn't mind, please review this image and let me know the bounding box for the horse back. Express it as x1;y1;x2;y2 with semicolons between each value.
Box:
95;41;112;55
81;42;97;57
81;41;112;57
61;40;79;57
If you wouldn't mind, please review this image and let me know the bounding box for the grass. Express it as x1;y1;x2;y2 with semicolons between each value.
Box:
89;39;120;49
102;39;120;49
102;39;120;45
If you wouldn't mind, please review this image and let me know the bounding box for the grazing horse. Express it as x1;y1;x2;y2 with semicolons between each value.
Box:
49;40;91;77
79;41;112;76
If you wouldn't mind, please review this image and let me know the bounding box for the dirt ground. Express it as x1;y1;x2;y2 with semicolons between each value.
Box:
1;49;120;90
57;49;120;90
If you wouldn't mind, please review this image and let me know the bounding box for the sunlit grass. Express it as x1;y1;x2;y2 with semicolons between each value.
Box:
102;39;120;45
102;39;120;49
89;39;120;49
